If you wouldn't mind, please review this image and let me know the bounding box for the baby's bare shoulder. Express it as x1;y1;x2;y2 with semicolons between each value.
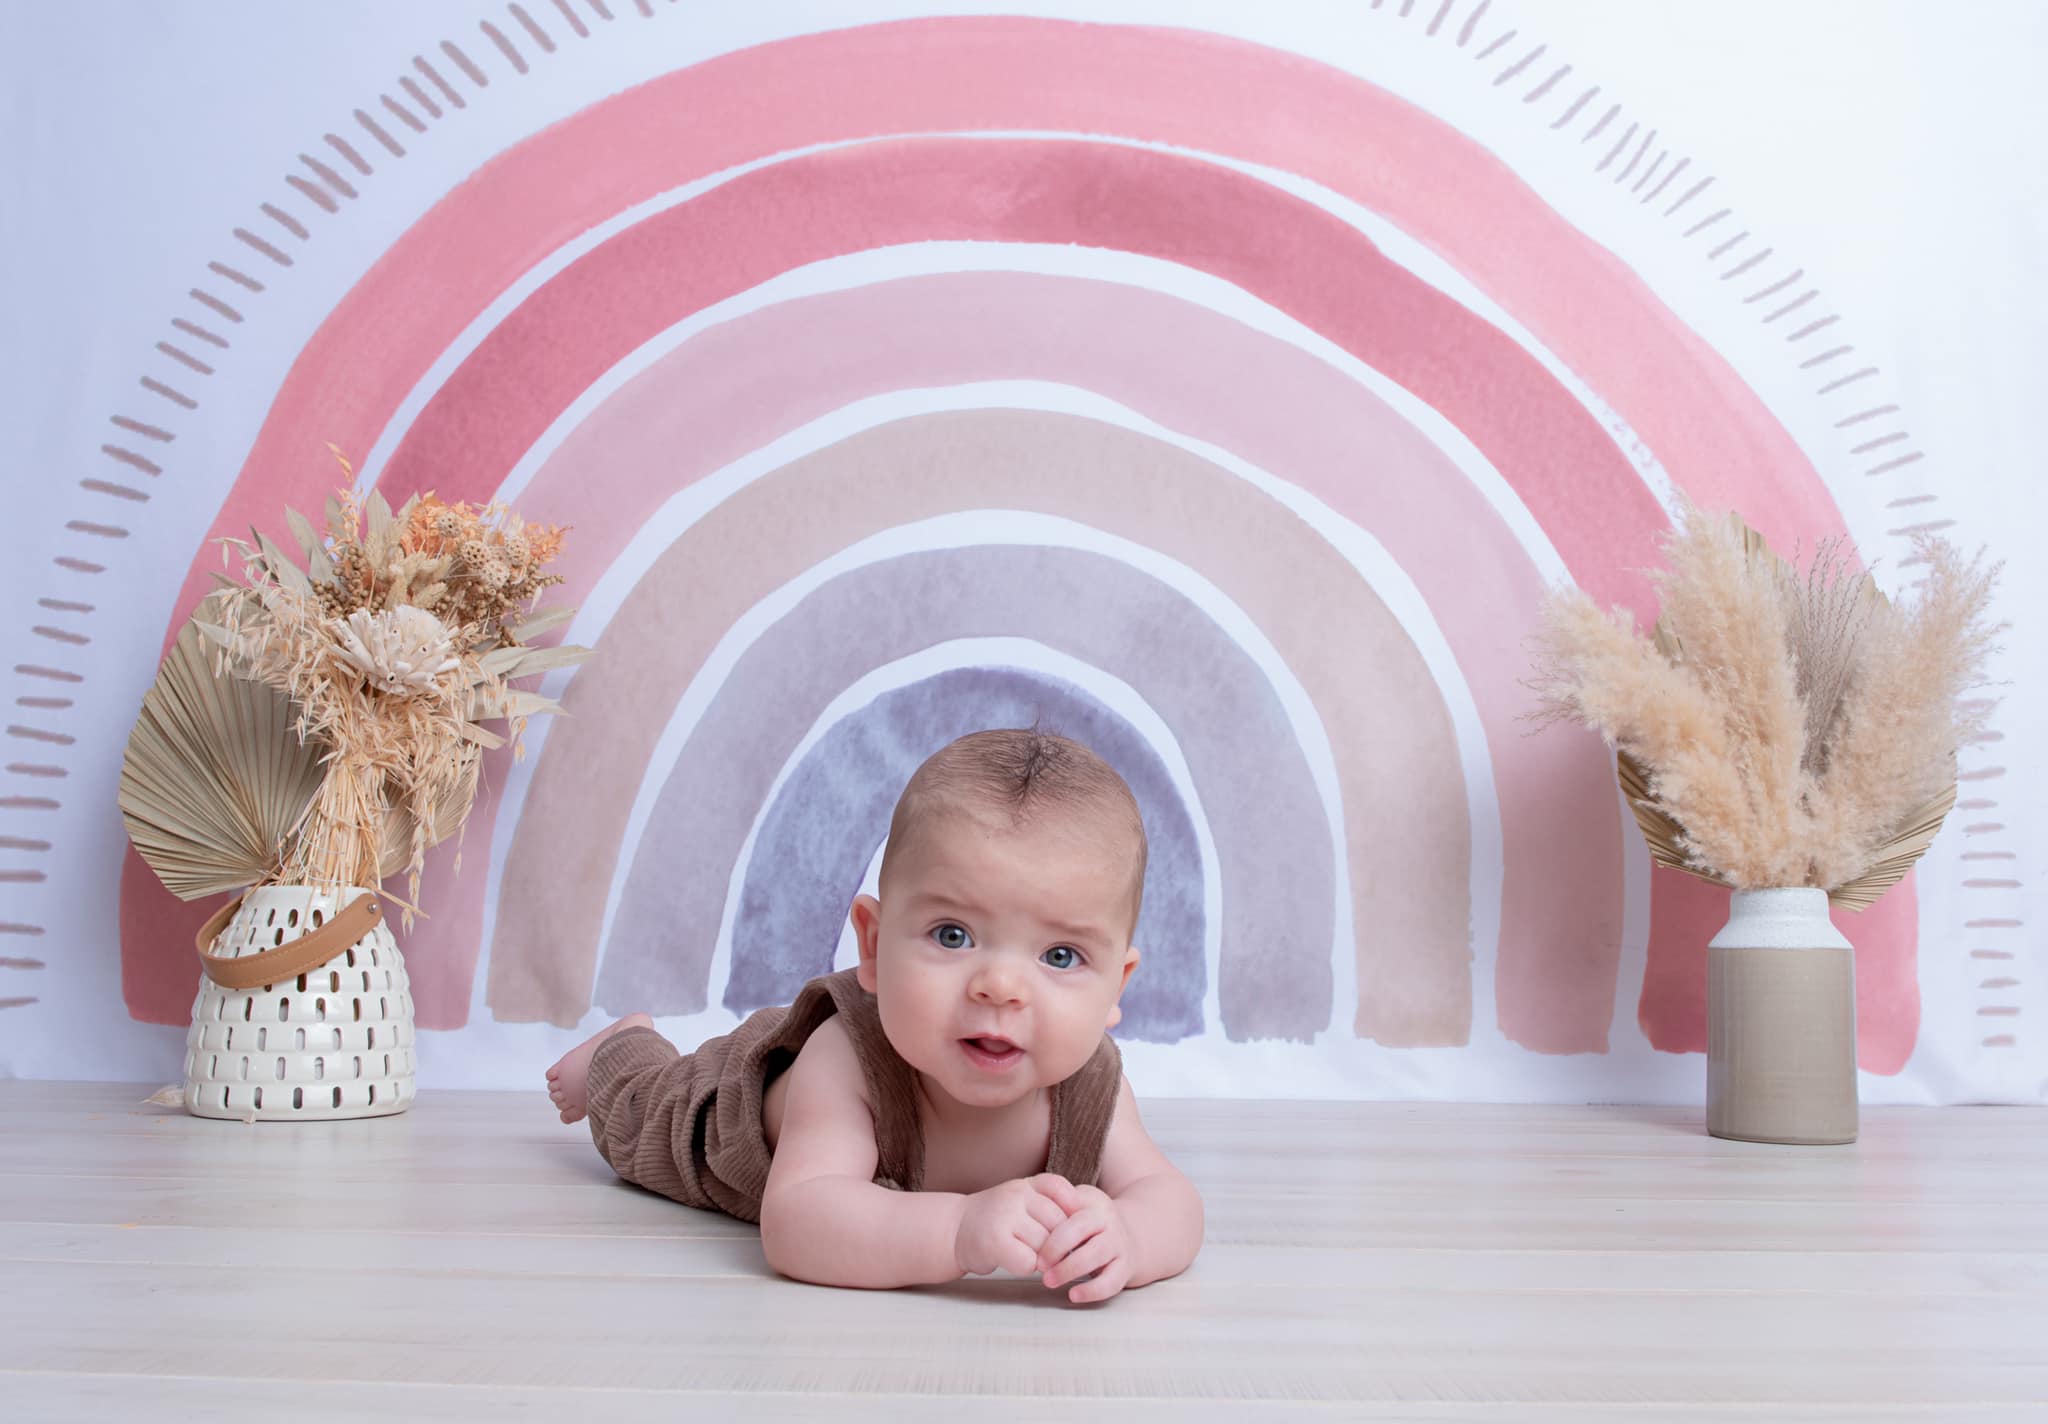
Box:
765;1012;881;1180
773;1014;871;1115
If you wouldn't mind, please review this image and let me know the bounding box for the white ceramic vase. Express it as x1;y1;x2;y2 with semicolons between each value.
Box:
183;884;416;1121
1706;887;1857;1145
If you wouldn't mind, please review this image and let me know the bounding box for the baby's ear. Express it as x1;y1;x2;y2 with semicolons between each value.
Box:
850;894;883;993
1105;944;1141;1029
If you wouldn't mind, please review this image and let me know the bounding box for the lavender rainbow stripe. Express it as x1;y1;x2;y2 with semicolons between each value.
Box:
623;664;1208;1041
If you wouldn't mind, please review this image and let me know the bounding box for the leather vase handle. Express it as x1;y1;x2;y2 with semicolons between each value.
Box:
195;891;384;991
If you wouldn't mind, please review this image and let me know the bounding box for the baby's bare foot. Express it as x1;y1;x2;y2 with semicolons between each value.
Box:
545;1013;653;1124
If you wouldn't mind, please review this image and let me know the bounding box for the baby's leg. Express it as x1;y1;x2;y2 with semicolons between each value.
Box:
545;1014;654;1123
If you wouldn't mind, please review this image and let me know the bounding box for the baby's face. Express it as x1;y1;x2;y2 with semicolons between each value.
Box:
852;809;1138;1113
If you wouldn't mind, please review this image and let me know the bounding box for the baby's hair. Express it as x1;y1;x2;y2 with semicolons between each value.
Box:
879;726;1148;927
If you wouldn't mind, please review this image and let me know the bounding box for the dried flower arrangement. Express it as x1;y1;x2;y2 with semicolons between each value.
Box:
120;449;591;925
1529;504;2000;908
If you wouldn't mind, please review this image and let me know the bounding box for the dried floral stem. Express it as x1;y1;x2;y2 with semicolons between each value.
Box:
1530;503;2002;900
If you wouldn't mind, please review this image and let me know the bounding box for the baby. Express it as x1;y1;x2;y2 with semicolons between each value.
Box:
545;728;1204;1302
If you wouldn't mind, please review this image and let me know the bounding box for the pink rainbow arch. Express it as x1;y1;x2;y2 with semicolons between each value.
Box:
121;17;1916;1068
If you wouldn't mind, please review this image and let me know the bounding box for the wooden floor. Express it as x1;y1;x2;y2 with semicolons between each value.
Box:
1;1083;2042;1420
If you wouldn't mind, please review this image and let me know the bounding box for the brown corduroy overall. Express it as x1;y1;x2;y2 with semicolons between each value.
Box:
584;968;1123;1223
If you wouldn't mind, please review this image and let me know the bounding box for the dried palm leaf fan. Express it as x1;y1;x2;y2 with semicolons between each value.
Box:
120;598;480;900
1612;517;1957;912
119;601;325;898
1614;753;1954;912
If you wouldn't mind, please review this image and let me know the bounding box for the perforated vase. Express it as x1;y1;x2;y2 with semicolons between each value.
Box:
183;884;416;1121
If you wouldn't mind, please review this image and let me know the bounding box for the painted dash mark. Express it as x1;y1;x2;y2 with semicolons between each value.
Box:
1722;247;1773;279
0;956;46;968
1614;130;1655;184
260;202;310;239
1597;121;1637;171
232;229;294;266
1665;174;1712;216
1787;315;1841;341
1763;292;1818;323
1494;45;1545;86
140;377;197;409
13;667;82;683
481;21;529;74
325;133;373;175
8;726;76;747
208;261;263;292
383;93;429;132
110;416;174;441
62;522;128;540
551;0;591;38
356;107;406;156
285;175;341;213
442;41;489;86
1708;231;1748;260
190;290;243;323
1683;208;1729;237
80;480;149;502
1867;452;1925;475
1641;155;1685;203
398;77;442;119
1745;270;1804;302
1818;367;1879;394
1457;0;1490;46
300;153;358;199
510;4;557;52
1525;66;1571;103
171;318;228;349
5;767;66;781
156;342;214;376
101;445;161;476
413;58;465;109
1426;0;1455;38
1475;28;1516;61
1551;87;1597;130
53;557;105;574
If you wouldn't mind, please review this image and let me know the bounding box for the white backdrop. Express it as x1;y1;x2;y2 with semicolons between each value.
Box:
3;0;2041;1103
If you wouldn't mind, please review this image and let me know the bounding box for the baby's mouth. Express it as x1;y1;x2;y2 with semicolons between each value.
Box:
959;1035;1025;1069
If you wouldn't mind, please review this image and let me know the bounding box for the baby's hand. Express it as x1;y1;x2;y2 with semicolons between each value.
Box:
953;1173;1074;1278
1037;1182;1131;1304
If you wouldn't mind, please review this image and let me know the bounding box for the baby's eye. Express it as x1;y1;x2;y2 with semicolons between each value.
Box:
1041;945;1083;970
931;923;974;950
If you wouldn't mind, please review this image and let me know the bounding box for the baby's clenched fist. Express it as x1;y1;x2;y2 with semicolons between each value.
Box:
1037;1182;1133;1303
953;1173;1074;1278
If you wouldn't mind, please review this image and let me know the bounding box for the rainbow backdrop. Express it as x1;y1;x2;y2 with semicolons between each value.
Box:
116;17;1920;1067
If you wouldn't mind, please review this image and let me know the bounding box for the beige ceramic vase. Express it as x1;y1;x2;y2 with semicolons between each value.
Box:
1706;887;1858;1145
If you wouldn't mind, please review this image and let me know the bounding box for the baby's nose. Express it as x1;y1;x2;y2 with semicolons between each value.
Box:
970;962;1025;1004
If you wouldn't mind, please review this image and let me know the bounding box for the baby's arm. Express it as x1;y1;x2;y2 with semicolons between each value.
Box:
1037;1073;1205;1303
757;1017;1067;1289
759;1017;959;1287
